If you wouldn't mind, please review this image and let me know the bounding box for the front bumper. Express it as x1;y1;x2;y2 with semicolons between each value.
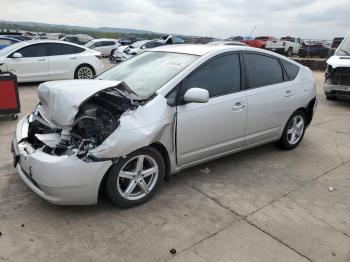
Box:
324;81;350;99
12;117;112;205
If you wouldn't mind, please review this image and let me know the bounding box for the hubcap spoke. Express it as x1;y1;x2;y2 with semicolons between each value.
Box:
123;181;137;198
142;167;158;178
119;171;135;180
287;128;294;135
135;155;144;172
287;115;304;145
138;179;149;194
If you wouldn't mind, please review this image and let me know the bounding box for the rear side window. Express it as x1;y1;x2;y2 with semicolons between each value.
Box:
48;43;85;56
102;41;115;46
16;44;48;57
182;53;241;98
144;42;156;48
280;59;300;80
245;53;284;88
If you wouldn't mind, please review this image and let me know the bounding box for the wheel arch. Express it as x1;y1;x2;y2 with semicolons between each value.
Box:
149;142;172;181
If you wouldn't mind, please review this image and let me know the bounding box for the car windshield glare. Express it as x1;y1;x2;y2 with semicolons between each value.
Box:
98;51;199;97
335;34;350;56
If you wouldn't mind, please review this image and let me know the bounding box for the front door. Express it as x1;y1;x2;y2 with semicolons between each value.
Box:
176;53;247;166
6;43;49;82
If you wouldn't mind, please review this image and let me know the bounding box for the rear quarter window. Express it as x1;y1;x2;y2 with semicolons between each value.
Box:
280;59;300;80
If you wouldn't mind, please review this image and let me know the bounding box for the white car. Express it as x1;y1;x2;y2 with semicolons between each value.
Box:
0;40;105;83
12;45;316;207
85;39;120;57
266;37;304;57
110;40;164;63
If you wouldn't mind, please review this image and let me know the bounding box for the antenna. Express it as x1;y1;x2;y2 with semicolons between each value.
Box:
249;25;257;37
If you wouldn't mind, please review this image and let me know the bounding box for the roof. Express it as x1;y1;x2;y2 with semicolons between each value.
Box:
152;44;250;56
90;38;119;42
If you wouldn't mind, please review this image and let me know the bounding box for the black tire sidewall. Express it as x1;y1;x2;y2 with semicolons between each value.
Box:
279;110;306;150
105;147;165;207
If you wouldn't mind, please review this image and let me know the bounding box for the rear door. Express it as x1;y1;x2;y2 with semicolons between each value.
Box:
6;43;49;82
243;52;297;146
176;53;247;166
47;43;85;80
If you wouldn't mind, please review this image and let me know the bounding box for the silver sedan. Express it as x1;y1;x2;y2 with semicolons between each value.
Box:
12;45;317;207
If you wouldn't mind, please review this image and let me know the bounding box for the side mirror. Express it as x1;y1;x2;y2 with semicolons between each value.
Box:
12;52;23;58
184;88;209;103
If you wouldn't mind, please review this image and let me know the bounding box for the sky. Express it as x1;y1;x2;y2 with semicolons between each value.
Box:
0;0;349;40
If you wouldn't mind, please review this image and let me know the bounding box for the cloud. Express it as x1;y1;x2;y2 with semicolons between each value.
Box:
0;0;349;39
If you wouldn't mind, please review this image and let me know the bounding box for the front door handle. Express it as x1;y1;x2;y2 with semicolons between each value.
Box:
285;89;294;97
37;59;46;62
233;102;246;111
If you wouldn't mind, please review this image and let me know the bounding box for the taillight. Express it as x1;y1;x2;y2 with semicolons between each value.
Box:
95;55;102;60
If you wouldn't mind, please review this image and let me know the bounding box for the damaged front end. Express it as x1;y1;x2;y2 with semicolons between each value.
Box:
325;64;350;99
12;80;149;205
28;86;138;162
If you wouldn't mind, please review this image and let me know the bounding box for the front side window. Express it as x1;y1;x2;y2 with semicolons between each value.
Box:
48;43;84;56
98;51;198;97
181;54;241;98
16;44;48;57
245;53;284;88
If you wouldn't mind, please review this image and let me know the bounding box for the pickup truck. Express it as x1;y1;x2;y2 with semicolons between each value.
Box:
241;36;277;49
265;37;304;57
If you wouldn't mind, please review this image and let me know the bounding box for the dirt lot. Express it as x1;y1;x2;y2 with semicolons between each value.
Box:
0;68;350;262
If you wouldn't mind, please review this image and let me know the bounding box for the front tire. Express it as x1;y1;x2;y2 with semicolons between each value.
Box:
105;147;165;207
279;110;306;150
74;64;95;79
286;48;293;57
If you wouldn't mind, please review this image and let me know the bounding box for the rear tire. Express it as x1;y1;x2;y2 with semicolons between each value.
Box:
279;110;306;150
74;64;95;79
104;147;165;207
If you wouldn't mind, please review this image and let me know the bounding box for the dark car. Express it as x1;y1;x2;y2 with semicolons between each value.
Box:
299;43;330;58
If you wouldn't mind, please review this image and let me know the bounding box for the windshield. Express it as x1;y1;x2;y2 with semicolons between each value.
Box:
130;41;148;49
98;51;199;97
0;41;24;56
335;34;350;56
85;41;94;47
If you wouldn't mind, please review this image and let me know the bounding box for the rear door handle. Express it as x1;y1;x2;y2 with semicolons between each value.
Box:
70;57;78;60
233;102;246;111
37;59;46;62
285;89;294;97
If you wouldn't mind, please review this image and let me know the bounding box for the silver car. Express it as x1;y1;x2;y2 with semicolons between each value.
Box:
12;45;317;207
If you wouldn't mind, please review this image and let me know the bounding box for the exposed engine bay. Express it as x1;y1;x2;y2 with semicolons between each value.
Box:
26;88;138;160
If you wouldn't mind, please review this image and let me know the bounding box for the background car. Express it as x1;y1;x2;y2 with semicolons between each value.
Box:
298;43;330;58
0;36;21;50
0;40;104;82
85;38;121;57
242;36;277;48
110;39;164;63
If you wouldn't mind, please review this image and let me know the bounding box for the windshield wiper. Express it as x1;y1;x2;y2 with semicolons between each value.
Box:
339;48;350;56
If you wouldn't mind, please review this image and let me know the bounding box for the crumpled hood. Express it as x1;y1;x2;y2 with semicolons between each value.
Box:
37;80;136;128
327;56;350;68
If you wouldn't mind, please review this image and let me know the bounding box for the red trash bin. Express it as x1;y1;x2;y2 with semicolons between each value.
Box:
0;71;20;120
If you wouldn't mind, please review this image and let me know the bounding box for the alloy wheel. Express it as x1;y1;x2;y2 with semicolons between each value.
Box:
77;67;94;79
117;155;159;201
287;115;304;145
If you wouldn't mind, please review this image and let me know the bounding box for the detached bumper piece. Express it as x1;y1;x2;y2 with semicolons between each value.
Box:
0;72;20;119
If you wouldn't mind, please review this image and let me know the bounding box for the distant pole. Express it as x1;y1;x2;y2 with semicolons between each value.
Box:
249;25;256;38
